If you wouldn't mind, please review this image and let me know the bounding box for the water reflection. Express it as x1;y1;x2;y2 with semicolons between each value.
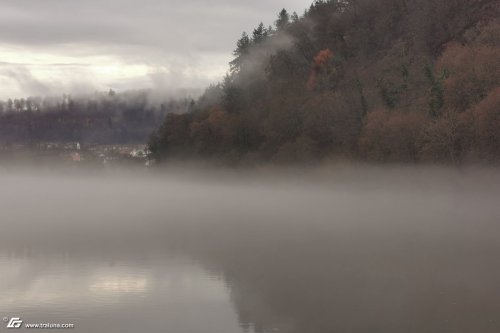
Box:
1;167;500;333
89;276;148;294
0;252;250;333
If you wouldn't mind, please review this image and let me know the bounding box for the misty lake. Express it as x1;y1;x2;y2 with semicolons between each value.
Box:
1;166;500;333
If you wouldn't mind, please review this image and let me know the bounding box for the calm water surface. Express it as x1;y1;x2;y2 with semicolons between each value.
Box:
1;167;500;333
0;251;249;333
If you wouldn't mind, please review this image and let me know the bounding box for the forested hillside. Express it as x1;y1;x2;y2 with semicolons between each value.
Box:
0;90;194;145
149;0;500;164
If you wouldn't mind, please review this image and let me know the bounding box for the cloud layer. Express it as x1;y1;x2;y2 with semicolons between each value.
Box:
0;0;310;99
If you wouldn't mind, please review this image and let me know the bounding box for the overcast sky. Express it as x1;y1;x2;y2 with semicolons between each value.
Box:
0;0;311;99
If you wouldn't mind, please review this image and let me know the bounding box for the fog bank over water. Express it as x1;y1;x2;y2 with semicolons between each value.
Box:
1;165;499;247
1;166;500;332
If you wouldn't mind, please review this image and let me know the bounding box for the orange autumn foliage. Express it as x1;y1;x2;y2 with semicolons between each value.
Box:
149;0;500;165
359;109;428;162
307;49;334;91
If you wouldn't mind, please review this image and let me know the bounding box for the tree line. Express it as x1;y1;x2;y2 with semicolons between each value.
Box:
0;90;194;146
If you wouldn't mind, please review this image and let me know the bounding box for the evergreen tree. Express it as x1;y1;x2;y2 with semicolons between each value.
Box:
252;23;266;43
275;9;290;30
229;32;251;73
222;74;246;113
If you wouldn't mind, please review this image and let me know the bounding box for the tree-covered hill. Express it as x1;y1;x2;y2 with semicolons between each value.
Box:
149;0;500;164
0;90;194;145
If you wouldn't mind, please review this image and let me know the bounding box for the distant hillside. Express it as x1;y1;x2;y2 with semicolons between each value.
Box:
149;0;500;164
0;90;194;146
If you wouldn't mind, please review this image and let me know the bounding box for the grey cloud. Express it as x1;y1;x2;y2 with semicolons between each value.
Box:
0;0;309;51
0;61;90;67
0;0;311;98
0;66;53;96
0;65;97;97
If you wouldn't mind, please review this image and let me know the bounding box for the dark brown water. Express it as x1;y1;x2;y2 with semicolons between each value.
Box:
1;167;500;333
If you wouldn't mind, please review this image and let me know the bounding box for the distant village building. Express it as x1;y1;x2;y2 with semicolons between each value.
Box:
71;152;81;162
130;149;146;158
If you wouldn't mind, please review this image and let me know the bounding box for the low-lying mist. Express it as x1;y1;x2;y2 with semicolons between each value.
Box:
2;165;500;333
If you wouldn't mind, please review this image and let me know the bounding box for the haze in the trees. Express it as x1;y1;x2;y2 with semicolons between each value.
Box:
150;0;500;165
0;90;195;145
